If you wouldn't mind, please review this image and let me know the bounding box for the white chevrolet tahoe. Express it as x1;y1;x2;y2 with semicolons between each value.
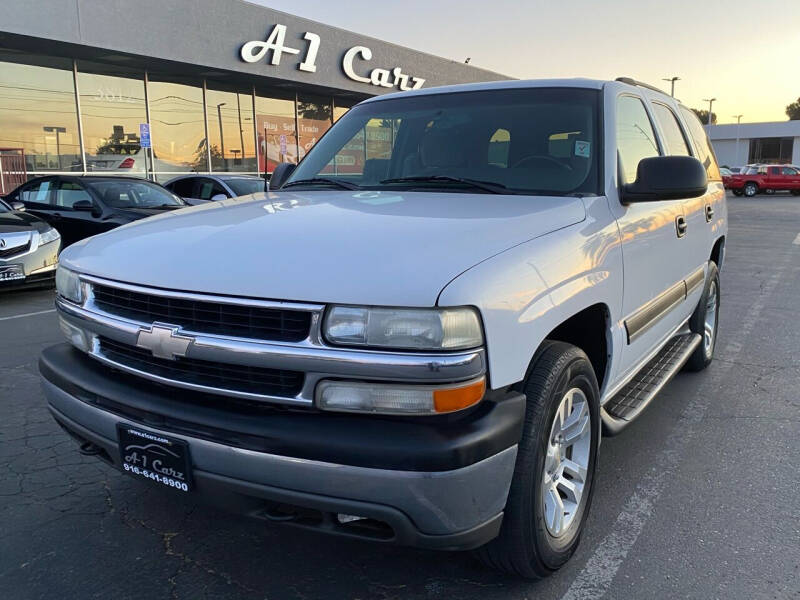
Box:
43;78;726;578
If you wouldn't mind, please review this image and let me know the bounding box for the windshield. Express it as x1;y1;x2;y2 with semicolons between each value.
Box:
284;87;600;196
223;177;265;196
87;180;185;209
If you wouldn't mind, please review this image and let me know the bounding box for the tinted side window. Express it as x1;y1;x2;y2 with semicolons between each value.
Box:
169;178;197;198
651;103;690;156
19;179;55;205
782;167;799;175
197;179;227;200
678;106;722;181
55;181;93;209
617;95;660;185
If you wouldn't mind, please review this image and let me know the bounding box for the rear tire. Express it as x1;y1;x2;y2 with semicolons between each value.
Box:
732;189;743;196
743;182;758;197
474;341;600;578
685;262;720;372
791;190;800;196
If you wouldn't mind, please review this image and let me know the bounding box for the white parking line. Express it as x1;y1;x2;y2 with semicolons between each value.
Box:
0;309;56;322
560;252;792;600
793;232;800;245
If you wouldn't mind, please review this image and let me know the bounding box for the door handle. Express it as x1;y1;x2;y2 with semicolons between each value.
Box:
675;215;687;237
705;205;714;222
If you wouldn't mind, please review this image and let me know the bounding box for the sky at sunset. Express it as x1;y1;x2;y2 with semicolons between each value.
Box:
253;0;800;124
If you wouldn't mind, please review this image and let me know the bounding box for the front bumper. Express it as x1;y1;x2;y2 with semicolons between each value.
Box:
0;234;59;290
40;344;525;549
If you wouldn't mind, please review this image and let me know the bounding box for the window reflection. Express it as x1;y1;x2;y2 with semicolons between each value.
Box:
77;62;147;174
0;53;79;172
205;85;256;173
255;92;297;173
148;77;207;172
297;94;332;162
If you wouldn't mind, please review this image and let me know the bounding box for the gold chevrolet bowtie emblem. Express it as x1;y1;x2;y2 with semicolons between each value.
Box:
136;324;194;360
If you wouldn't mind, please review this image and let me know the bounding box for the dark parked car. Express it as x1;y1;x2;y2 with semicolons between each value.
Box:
164;174;265;202
3;176;187;248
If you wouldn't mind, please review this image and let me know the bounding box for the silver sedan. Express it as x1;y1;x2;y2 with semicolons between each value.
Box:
0;199;60;290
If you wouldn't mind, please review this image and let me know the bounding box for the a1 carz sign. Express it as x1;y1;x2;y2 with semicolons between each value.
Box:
241;24;426;91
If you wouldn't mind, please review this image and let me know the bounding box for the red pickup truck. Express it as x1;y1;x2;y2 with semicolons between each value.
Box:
726;165;800;197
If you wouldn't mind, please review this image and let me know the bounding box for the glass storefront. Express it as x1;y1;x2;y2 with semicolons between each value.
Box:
206;84;256;173
0;53;80;173
148;76;208;174
254;91;298;174
0;51;362;186
76;61;148;175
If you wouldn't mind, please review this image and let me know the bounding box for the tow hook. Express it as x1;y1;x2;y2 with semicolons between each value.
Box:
79;441;104;456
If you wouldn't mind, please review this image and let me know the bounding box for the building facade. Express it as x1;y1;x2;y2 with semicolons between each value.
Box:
707;120;800;168
0;0;507;191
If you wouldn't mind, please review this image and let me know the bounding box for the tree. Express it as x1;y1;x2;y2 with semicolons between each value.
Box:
786;97;800;120
691;108;717;125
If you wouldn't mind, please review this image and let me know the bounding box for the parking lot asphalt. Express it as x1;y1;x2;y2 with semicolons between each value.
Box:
1;192;799;600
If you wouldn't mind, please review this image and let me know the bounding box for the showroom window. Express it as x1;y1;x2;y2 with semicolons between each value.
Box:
254;91;298;173
147;75;208;175
297;94;332;162
76;61;147;176
0;53;79;174
205;84;256;173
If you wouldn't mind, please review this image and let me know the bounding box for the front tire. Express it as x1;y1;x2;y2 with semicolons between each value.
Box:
685;262;720;371
743;182;759;197
475;341;600;578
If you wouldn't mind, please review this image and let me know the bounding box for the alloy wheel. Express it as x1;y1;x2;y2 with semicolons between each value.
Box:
704;280;718;358
541;387;592;538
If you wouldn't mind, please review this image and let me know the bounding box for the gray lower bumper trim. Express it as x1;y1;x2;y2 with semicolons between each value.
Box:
43;378;517;539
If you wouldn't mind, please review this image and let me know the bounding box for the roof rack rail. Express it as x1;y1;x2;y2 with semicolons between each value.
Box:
615;77;667;95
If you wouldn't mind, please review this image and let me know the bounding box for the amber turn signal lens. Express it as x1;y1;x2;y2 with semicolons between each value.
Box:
433;378;486;413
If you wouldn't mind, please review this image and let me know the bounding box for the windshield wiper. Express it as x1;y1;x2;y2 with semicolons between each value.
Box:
282;178;361;190
379;176;511;195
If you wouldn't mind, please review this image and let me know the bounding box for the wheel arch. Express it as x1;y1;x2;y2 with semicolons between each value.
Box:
522;303;612;392
710;235;725;268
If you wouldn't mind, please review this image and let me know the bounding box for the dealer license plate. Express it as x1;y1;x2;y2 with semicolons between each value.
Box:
117;425;192;492
0;265;25;281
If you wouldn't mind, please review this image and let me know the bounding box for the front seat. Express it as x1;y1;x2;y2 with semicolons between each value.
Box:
402;131;467;176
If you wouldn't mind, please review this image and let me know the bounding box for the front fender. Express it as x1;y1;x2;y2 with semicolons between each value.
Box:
437;196;625;390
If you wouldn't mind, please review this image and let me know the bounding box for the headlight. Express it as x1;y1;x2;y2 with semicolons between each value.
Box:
39;227;60;245
55;265;83;304
323;306;483;351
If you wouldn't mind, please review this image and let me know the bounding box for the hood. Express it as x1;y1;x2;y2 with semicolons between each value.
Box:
0;210;49;233
61;191;586;306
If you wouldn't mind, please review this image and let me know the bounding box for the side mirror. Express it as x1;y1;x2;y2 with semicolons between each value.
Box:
11;201;25;212
270;162;297;190
72;199;95;211
622;156;707;203
210;194;227;201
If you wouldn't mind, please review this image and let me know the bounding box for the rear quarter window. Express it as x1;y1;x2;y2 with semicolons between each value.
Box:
678;106;722;181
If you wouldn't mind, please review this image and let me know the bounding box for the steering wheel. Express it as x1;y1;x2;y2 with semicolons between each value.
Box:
511;155;572;171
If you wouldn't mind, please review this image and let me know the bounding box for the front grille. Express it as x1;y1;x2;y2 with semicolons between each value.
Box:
0;239;30;258
98;337;304;398
91;284;312;342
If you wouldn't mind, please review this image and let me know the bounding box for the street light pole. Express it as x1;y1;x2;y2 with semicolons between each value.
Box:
216;103;226;167
732;114;744;165
43;126;67;170
662;76;680;97
702;98;717;125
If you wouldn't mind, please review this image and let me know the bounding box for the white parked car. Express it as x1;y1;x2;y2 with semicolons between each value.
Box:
43;77;726;578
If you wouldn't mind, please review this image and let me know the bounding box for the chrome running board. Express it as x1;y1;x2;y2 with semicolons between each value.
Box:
601;333;701;435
